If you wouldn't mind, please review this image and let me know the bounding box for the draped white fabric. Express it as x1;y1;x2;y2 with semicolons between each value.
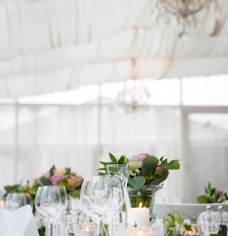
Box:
0;0;228;98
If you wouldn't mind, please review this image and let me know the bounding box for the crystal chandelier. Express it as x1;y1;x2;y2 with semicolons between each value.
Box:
155;0;219;37
117;59;151;110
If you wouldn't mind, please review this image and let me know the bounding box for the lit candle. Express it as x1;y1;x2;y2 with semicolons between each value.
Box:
79;223;95;236
136;230;145;236
128;202;150;228
0;200;4;208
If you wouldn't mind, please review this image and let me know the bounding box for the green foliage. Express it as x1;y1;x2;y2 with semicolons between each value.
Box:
38;226;45;236
40;176;51;185
98;152;129;175
197;182;228;203
141;156;158;176
3;184;21;196
128;176;146;189
164;211;191;236
132;155;179;189
98;152;180;190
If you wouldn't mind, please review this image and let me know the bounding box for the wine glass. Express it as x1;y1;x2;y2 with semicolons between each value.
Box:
80;177;104;236
35;187;50;231
37;186;68;236
5;193;32;211
82;175;124;236
106;164;130;227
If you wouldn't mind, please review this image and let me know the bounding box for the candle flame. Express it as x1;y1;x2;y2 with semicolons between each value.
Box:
81;223;93;232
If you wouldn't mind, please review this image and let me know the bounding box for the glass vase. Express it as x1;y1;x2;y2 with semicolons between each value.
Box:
127;185;162;223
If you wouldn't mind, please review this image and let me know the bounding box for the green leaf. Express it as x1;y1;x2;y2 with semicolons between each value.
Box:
65;167;71;175
118;155;128;164
164;214;175;231
141;156;158;176
38;226;45;236
97;167;106;171
150;169;169;185
210;188;216;196
40;176;51;185
197;195;210;203
128;176;146;189
109;153;117;164
164;160;180;170
49;165;55;175
175;216;183;225
183;224;191;231
4;184;20;194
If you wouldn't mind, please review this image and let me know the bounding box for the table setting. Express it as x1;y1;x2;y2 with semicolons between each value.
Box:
1;152;228;236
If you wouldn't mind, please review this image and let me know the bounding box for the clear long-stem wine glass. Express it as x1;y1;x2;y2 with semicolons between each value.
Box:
80;178;101;235
5;193;32;211
82;175;124;236
106;164;130;230
35;187;51;235
37;186;68;236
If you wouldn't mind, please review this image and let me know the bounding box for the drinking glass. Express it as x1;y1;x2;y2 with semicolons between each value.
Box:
106;164;130;227
81;175;124;236
35;186;51;233
5;193;32;211
106;164;129;187
36;186;68;236
80;178;101;235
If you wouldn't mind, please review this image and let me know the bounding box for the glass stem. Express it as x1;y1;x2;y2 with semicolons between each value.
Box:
46;221;61;236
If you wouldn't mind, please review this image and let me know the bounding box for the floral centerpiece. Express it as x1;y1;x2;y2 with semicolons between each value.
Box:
99;152;180;189
3;165;83;236
3;165;83;205
99;152;180;223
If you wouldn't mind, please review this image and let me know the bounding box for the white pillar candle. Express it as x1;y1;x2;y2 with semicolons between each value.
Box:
128;205;150;228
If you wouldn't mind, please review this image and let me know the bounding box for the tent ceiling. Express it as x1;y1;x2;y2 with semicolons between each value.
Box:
0;0;228;98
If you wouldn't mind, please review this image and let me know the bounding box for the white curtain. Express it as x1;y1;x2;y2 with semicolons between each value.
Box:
1;102;227;203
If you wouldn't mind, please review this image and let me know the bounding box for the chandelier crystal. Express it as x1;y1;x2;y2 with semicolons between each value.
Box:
156;0;219;37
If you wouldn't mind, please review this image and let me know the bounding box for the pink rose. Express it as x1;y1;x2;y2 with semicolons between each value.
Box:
50;175;64;185
130;153;150;169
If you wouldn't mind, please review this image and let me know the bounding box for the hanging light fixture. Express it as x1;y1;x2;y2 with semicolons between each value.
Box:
155;0;220;37
117;59;151;111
